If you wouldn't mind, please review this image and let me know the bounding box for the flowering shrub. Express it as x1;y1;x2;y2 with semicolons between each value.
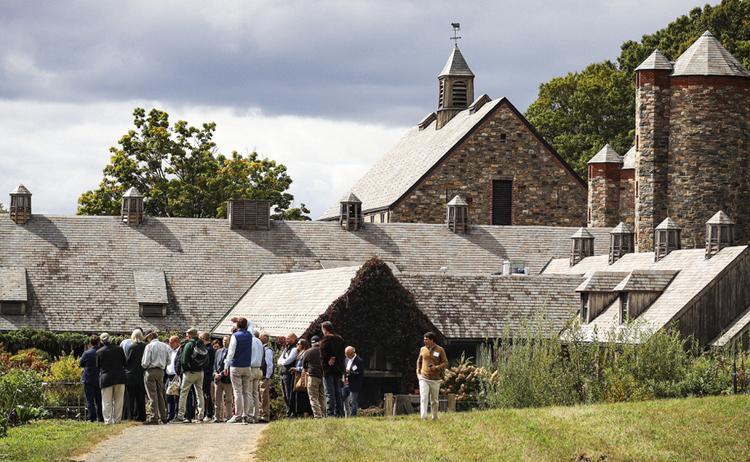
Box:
441;355;488;402
9;349;51;373
45;354;84;406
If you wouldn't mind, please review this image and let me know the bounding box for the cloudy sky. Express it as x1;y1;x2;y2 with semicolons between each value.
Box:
0;0;713;218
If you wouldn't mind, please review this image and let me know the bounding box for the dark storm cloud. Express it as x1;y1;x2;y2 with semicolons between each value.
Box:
0;0;712;125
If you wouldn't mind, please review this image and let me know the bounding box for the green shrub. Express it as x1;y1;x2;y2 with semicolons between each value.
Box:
9;349;51;373
0;369;47;436
44;354;84;407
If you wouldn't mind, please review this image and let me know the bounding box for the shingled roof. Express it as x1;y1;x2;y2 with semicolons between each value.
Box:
439;46;474;77
576;271;630;292
588;144;621;164
672;31;750;77
0;214;611;333
712;304;750;347
612;270;678;292
544;246;749;341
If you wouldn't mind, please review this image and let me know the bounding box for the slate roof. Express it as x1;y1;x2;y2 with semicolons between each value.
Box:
711;304;750;347
213;266;360;337
0;267;27;301
439;46;474;77
621;146;636;169
635;50;673;71
0;214;611;333
319;97;585;219
672;31;750;77
575;272;630;292
398;273;583;340
544;246;748;341
707;211;734;225
133;270;168;305
611;222;633;234
656;217;680;230
612;270;678;292
588;144;621;164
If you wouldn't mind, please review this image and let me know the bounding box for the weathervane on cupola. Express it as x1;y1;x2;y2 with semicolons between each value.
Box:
450;22;462;47
436;22;474;129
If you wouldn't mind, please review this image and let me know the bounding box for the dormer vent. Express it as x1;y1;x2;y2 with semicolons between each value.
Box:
468;94;491;114
228;199;271;230
0;267;28;315
654;217;681;262
339;192;363;231
134;270;168;318
9;184;32;225
121;187;145;225
418;112;437;130
446;195;469;234
609;222;634;264
570;227;595;266
705;211;735;259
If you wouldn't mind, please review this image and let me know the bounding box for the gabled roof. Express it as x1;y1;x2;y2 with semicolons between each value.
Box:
672;31;750;77
544;246;749;341
621;146;636;169
319;97;585;219
0;267;27;301
588;144;621;164
0;214;611;333
711;304;750;347
9;184;31;195
635;49;673;71
439;46;474;77
612;270;678;292
576;271;630;292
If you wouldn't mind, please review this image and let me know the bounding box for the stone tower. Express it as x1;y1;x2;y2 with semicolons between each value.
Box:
587;144;622;227
436;45;475;129
634;32;750;250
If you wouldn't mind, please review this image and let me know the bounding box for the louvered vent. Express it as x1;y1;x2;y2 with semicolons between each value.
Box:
0;301;25;315
228;200;271;230
491;180;512;225
452;81;468;108
140;303;166;317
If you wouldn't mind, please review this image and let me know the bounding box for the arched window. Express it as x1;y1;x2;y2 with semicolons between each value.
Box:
452;81;468;108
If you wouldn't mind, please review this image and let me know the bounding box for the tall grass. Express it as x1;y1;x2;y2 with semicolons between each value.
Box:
478;319;743;409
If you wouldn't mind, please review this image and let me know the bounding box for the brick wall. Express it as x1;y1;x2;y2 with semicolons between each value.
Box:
389;102;587;226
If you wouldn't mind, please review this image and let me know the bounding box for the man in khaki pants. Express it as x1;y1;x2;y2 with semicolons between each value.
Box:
303;335;325;418
258;332;274;422
247;331;265;423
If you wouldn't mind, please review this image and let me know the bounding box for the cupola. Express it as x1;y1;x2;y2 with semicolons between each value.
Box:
609;222;634;264
121;187;144;225
654;217;681;262
9;184;32;225
339;192;363;231
436;23;474;129
705;211;735;259
446;195;469;234
570;227;595;266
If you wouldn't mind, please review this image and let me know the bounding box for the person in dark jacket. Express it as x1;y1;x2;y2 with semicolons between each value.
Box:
199;332;215;422
213;335;233;422
303;336;325;418
79;334;103;422
342;346;364;417
96;332;127;424
124;329;147;422
319;321;346;417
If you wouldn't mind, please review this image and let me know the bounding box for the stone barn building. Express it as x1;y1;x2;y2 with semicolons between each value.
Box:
587;31;750;251
320;44;588;227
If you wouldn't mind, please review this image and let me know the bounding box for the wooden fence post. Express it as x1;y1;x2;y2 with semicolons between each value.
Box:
447;393;456;412
384;393;394;418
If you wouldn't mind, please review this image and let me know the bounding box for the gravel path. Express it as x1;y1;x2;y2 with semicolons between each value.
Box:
73;422;265;462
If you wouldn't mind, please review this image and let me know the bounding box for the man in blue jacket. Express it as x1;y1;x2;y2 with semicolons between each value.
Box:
79;334;103;422
343;346;364;417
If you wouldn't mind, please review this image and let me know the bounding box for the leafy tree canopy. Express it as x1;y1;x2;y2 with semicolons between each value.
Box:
526;0;750;179
78;108;310;220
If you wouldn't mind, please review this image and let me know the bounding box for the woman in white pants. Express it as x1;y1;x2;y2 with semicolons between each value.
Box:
96;333;128;424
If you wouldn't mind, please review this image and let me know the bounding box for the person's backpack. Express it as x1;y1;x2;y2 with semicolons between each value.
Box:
188;340;209;371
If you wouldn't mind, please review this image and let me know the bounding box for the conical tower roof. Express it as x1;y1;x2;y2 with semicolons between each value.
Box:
672;31;750;77
656;217;680;230
123;187;143;198
571;227;594;239
587;144;621;164
621;146;636;169
439;46;474;77
340;192;361;203
707;210;734;225
10;184;31;195
611;222;634;234
635;49;673;71
447;195;468;206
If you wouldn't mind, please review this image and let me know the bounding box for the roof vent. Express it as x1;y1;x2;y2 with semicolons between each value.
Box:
418;112;437;130
705;211;735;259
468;94;491;114
121;187;145;225
0;267;28;315
446;195;469;233
339;192;363;231
570;227;595;266
134;270;168;318
228;199;271;230
654;217;681;262
9;184;31;225
609;222;634;264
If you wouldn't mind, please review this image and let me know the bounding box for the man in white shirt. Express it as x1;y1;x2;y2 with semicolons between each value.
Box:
165;335;180;421
276;333;298;417
141;330;172;424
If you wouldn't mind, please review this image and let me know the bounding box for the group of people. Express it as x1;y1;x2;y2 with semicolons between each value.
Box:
79;320;447;424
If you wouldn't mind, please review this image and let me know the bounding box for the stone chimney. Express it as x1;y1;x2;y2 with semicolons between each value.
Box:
121;187;144;225
587;144;622;228
228;199;271;230
339;192;363;231
446;195;469;233
654;217;680;262
570;227;595;266
705;211;735;259
9;184;32;225
609;222;634;264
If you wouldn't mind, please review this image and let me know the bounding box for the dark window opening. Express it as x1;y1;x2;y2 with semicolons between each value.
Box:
580;293;589;323
491;180;512;225
619;293;629;324
500;133;507;143
140;303;167;317
452;81;468;108
0;301;25;315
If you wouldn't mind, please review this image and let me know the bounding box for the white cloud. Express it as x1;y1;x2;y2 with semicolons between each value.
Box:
0;99;404;218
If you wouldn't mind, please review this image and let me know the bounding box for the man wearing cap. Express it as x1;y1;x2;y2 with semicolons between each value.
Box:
173;328;207;423
141;330;172;424
303;335;325;418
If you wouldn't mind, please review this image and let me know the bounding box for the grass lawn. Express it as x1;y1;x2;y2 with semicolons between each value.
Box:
257;395;750;461
0;420;131;462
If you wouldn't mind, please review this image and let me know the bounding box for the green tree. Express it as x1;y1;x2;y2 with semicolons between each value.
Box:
78;108;310;220
526;0;750;179
526;61;633;178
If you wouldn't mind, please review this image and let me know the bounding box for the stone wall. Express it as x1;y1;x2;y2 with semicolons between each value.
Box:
618;168;635;226
389;102;587;226
588;163;621;227
666;76;750;248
